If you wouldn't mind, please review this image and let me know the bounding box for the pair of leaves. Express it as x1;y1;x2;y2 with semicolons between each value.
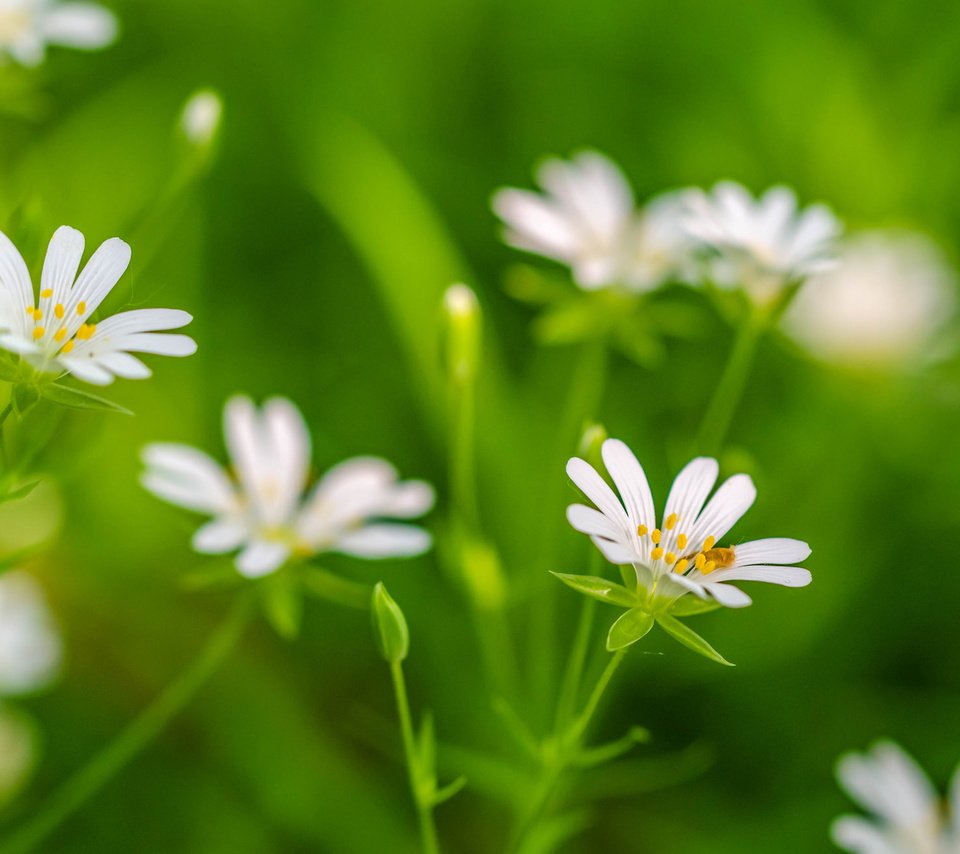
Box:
415;712;467;808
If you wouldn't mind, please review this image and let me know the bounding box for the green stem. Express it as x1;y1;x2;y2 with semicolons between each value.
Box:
554;597;596;734
449;377;479;532
566;649;626;747
0;594;254;854
390;660;441;854
695;305;767;456
0;401;12;471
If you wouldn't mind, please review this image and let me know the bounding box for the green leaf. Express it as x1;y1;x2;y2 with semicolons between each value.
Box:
300;566;370;609
0;356;22;382
179;562;243;592
418;712;436;778
371;582;409;662
40;382;133;415
655;614;734;666
431;775;467;807
606;608;655;651
573;726;651;768
262;573;303;640
12;382;40;415
0;481;40;504
668;596;723;617
551;572;637;608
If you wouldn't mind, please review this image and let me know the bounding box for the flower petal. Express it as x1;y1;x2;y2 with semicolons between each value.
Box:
192;518;248;553
734;537;811;566
334;524;432;559
662;456;719;547
141;443;236;514
685;473;756;549
40;226;85;312
567;504;625;540
701;582;752;608
600;439;656;531
236;540;290;578
40;3;119;49
566;457;630;532
704;565;811;587
62;237;131;321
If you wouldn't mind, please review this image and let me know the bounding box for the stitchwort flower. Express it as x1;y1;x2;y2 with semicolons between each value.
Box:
141;396;435;578
0;226;196;386
832;741;960;854
682;181;841;303
0;0;117;66
557;439;810;659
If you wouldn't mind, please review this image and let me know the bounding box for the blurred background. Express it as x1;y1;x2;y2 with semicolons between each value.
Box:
1;0;960;850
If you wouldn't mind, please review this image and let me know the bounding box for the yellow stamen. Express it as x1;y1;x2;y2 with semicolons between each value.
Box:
54;328;67;342
665;513;678;530
677;533;688;550
703;560;717;574
54;303;64;319
650;547;664;560
32;327;44;340
76;324;96;340
674;558;689;574
32;308;42;321
694;553;706;571
651;528;662;544
60;339;74;354
665;552;676;564
25;306;33;315
703;536;716;551
637;524;647;537
77;301;87;315
40;289;52;298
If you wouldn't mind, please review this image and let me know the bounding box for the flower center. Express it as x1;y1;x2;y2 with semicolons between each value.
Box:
636;516;736;576
26;294;95;358
0;10;31;45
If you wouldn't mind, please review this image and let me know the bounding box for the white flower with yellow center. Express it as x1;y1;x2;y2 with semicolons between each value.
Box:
0;571;61;697
0;0;117;66
141;396;435;578
566;439;811;609
783;230;957;367
682;181;842;302
0;226;196;386
832;741;960;854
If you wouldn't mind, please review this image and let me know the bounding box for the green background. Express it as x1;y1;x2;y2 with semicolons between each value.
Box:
2;0;960;850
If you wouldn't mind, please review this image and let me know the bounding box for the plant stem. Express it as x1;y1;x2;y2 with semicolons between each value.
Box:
0;594;254;854
0;401;12;471
695;304;768;456
390;660;441;854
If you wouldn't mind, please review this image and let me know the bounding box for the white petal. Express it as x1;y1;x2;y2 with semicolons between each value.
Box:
600;439;656;531
702;582;752;608
589;536;636;566
96;351;151;379
831;816;898;854
734;538;811;566
378;480;435;518
40;226;85;310
662;456;719;544
92;308;193;336
104;332;197;357
141;443;236;514
236;540;289;578
565;457;630;531
63;237;131;320
0;334;40;355
262;396;311;522
492;189;578;260
685;473;756;549
192;518;249;553
56;355;114;385
335;524;432;559
41;4;118;49
0;572;61;695
706;565;811;587
0;230;33;339
567;503;625;540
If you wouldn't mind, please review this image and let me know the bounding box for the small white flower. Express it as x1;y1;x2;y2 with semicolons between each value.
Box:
0;226;197;386
141;396;435;578
783;230;957;366
832;741;960;854
179;89;223;147
0;571;61;696
566;439;811;609
683;181;842;302
622;189;701;291
0;0;117;66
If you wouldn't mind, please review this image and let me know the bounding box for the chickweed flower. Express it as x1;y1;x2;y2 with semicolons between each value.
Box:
179;88;224;148
832;741;960;853
682;181;841;303
558;439;810;659
783;230;957;367
0;0;117;66
141;396;435;578
0;226;196;385
0;571;61;697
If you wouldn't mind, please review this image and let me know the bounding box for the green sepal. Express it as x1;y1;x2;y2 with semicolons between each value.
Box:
12;382;40;415
655;613;734;666
0;355;22;382
179;562;243;592
39;382;132;415
262;572;303;640
606;608;655;651
371;582;409;663
668;596;723;617
551;572;637;608
0;481;40;504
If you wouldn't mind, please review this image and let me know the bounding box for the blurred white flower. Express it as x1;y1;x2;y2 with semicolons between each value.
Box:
179;88;223;148
141;396;435;578
566;439;811;609
783;231;957;366
683;181;842;302
832;741;960;854
0;704;36;805
0;571;61;696
0;226;197;385
0;0;117;66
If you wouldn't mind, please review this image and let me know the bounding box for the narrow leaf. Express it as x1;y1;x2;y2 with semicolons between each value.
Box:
655;614;734;666
41;383;133;415
551;572;637;608
431;776;467;807
262;573;303;640
669;596;723;617
606;608;655;651
0;481;40;504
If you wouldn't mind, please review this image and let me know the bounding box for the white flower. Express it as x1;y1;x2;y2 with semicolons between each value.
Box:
0;226;197;385
0;571;61;696
179;89;223;147
783;231;957;366
832;741;960;854
0;704;36;804
141;396;435;578
0;0;117;66
682;181;842;302
621;189;701;291
565;439;811;609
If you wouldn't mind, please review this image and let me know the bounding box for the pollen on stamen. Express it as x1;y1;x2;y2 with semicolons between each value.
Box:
703;536;716;551
703;560;717;574
665;552;676;564
32;327;45;340
650;547;664;560
40;289;52;299
54;329;67;342
694;553;706;570
677;533;688;550
674;558;689;574
32;309;42;321
54;304;64;319
651;528;662;544
665;513;678;530
637;524;648;537
25;306;33;315
77;302;87;315
60;340;74;354
77;324;95;340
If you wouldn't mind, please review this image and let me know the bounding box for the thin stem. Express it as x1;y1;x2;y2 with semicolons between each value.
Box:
695;304;768;456
449;377;479;532
566;649;627;747
554;597;596;733
390;660;441;854
0;401;12;471
0;594;254;854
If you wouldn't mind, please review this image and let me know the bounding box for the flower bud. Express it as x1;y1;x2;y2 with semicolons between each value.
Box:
442;283;481;384
372;582;409;663
179;89;223;149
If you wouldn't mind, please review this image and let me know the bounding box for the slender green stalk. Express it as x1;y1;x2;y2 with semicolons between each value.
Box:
695;304;768;455
390;660;441;854
450;370;479;532
565;649;626;747
0;401;13;471
0;594;254;854
554;598;596;733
